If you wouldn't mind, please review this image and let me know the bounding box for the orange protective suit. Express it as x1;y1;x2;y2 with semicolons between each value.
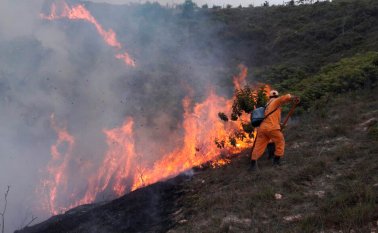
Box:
251;94;292;160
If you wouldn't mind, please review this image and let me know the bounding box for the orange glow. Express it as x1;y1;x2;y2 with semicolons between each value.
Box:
115;52;136;67
41;1;135;67
131;91;248;190
82;118;137;203
41;65;271;215
40;114;76;215
211;158;231;168
233;64;248;90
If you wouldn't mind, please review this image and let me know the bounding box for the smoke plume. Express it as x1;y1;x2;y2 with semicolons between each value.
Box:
0;0;241;232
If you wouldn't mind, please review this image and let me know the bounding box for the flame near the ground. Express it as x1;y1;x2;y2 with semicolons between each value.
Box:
40;65;262;214
40;114;76;215
233;64;248;90
41;0;135;67
41;63;271;215
38;1;270;215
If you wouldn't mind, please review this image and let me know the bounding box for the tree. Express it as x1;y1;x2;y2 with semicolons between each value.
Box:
263;1;270;7
201;4;208;9
217;85;269;147
255;86;269;108
287;0;295;6
182;0;197;17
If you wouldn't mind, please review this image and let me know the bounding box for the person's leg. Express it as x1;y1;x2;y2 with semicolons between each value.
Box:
251;130;270;161
268;130;285;165
267;142;275;160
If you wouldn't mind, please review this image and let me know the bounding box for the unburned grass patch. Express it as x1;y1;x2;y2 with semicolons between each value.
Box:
296;182;378;232
298;215;324;233
327;143;358;161
291;160;327;185
251;185;275;202
319;182;377;230
368;122;378;140
282;180;305;193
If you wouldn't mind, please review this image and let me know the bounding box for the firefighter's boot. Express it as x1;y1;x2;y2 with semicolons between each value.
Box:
273;156;281;166
267;143;275;160
249;160;257;171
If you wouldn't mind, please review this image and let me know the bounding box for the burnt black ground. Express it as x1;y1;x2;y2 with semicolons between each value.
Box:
16;175;188;233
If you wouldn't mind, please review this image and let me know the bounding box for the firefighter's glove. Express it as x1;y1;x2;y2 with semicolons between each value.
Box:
292;96;300;104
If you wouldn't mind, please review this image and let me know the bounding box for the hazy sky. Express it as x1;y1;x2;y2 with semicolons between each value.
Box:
88;0;285;7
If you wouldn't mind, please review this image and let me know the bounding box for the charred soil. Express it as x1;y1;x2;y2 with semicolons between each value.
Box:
16;176;186;233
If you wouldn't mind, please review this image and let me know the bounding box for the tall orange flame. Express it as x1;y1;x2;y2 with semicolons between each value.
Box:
40;114;76;215
131;92;242;190
233;64;248;90
81;118;137;204
41;1;135;67
40;65;271;215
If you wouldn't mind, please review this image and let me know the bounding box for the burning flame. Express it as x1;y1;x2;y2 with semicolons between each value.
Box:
82;118;137;203
40;65;271;215
131;93;234;190
41;0;135;67
130;64;262;189
115;52;136;67
211;158;231;168
233;64;248;90
40;114;76;215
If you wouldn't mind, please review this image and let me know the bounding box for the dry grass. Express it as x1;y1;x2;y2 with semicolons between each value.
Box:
169;88;378;233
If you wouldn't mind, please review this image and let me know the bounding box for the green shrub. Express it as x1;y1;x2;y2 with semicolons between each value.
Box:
294;52;378;109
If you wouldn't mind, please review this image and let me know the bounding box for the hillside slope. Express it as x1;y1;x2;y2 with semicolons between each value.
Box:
213;0;378;71
170;88;378;233
79;0;378;91
13;1;378;232
16;176;186;233
18;88;378;233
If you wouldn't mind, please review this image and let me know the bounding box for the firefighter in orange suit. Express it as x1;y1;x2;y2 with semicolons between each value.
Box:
250;90;300;170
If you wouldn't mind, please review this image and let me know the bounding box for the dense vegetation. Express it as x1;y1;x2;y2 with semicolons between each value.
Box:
208;0;378;117
211;0;378;71
84;0;378;114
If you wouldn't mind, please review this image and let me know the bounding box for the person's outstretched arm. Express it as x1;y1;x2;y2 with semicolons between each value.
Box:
270;94;299;109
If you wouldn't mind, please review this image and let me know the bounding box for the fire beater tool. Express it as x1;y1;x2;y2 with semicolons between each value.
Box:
281;99;299;131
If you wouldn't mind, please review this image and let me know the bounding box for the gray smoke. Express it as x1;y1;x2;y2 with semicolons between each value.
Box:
0;0;233;232
87;0;285;7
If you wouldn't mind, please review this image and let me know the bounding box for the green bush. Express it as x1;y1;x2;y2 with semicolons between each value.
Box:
294;52;378;108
